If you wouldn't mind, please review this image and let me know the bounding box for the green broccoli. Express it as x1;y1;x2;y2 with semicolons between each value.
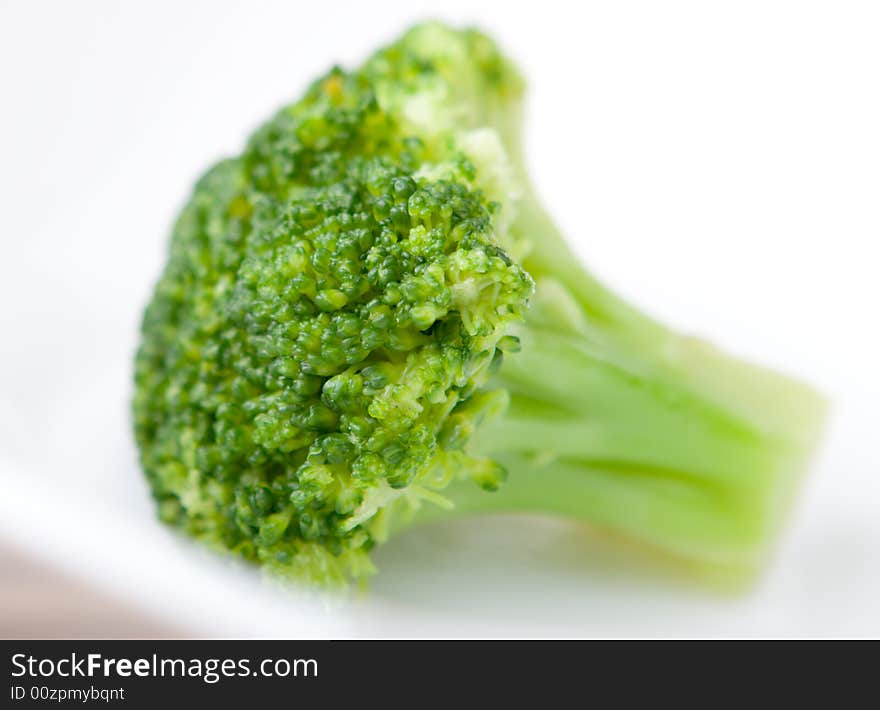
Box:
134;23;827;587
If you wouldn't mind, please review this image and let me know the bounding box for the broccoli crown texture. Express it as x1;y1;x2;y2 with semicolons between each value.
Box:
135;25;532;584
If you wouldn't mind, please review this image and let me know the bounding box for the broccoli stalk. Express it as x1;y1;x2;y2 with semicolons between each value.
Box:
134;22;826;587
416;238;827;577
419;168;828;578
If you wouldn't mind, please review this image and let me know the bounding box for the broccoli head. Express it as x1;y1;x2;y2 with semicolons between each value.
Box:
135;26;533;584
134;23;826;587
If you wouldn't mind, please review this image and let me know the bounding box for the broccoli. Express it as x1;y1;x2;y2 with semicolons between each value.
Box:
134;23;827;587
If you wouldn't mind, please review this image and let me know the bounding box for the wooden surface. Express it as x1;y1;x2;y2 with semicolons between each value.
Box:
0;545;182;639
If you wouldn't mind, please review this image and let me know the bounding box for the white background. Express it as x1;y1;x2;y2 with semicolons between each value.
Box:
0;0;878;637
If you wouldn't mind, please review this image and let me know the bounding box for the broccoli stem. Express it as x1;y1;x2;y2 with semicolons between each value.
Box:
408;190;828;581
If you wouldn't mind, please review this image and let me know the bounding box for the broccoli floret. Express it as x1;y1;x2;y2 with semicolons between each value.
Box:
134;23;826;586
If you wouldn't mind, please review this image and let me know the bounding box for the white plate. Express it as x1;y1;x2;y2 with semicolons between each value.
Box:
2;1;879;638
